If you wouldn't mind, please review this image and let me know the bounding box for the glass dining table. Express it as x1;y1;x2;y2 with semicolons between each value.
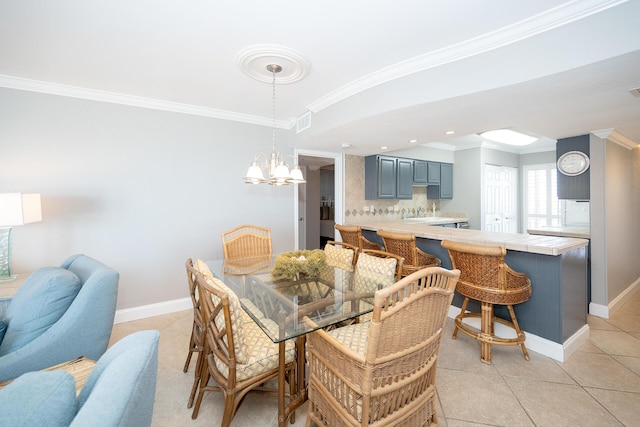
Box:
206;253;374;427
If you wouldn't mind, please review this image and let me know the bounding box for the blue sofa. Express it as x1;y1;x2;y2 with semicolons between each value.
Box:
0;254;119;382
0;330;159;427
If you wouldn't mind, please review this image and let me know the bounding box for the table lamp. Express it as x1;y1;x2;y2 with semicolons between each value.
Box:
0;193;42;281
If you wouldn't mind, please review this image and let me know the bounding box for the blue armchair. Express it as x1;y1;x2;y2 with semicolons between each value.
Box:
0;254;119;382
0;330;159;427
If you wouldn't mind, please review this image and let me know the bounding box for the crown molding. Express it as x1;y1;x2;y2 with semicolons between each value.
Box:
307;0;627;113
592;128;638;149
0;75;295;129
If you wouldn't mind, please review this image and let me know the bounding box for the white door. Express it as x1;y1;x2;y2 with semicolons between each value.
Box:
484;165;518;233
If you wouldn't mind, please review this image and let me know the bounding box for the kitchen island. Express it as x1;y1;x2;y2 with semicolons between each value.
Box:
355;220;590;361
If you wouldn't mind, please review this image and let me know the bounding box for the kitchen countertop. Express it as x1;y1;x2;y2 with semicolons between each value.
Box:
355;220;589;256
527;226;590;239
402;216;468;226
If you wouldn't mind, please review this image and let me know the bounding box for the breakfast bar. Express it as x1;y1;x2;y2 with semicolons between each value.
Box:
355;220;590;361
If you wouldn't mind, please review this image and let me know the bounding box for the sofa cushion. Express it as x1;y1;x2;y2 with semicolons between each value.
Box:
0;371;78;426
353;252;397;295
0;267;82;356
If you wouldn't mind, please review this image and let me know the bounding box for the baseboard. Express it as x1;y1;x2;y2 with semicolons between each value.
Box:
446;305;589;362
114;297;191;324
115;299;588;362
589;276;640;319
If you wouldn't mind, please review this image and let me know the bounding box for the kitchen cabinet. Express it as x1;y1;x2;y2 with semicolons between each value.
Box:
365;155;413;200
414;160;440;185
396;158;413;199
413;160;428;184
427;162;453;199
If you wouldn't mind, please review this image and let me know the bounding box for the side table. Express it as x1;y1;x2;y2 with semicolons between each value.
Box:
0;356;96;396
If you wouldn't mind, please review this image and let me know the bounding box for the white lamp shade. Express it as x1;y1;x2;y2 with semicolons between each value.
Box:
0;193;42;226
274;163;291;180
288;165;306;184
244;162;266;184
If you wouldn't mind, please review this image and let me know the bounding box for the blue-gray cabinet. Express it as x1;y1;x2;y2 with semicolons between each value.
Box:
427;162;453;199
365;155;413;200
415;160;441;184
396;158;413;199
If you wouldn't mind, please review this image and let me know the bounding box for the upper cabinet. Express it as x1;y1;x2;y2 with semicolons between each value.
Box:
365;155;413;200
396;158;413;199
427;162;453;199
413;161;440;185
556;135;590;200
366;156;453;200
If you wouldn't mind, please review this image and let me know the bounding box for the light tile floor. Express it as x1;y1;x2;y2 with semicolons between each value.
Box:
111;289;640;426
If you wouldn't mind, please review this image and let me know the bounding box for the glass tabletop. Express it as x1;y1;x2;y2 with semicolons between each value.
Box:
206;254;373;343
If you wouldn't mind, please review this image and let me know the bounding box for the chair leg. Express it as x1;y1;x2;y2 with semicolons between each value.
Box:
452;297;470;339
187;349;203;408
183;329;196;372
480;302;493;364
507;304;530;361
221;393;236;427
191;365;210;419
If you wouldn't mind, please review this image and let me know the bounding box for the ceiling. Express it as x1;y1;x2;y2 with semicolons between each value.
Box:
1;0;639;156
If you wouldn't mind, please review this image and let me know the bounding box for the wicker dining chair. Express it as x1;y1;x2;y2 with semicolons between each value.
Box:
190;259;296;425
441;240;532;364
377;229;441;277
221;225;272;259
183;259;205;409
335;224;383;251
306;266;460;427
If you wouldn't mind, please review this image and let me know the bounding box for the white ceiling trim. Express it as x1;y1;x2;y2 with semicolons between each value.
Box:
306;0;628;114
592;128;638;149
0;74;295;129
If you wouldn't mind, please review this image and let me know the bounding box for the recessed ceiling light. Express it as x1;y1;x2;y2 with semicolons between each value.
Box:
381;146;388;150
341;143;352;148
445;130;455;135
480;129;537;146
408;139;418;144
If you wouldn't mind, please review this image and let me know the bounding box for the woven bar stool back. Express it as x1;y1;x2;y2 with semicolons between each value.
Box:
377;229;441;277
334;224;382;251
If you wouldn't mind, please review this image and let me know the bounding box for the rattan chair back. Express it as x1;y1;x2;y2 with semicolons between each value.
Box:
221;225;272;259
335;223;382;251
306;266;460;426
377;229;441;276
183;259;206;408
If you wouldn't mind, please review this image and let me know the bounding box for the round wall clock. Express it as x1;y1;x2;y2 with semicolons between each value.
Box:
557;150;590;176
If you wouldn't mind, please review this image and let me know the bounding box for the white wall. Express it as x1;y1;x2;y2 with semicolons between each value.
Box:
0;88;297;310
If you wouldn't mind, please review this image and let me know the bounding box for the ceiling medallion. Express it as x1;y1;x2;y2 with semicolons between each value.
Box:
236;44;311;85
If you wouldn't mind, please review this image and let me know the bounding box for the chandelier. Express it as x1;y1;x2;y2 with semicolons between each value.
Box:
243;64;306;185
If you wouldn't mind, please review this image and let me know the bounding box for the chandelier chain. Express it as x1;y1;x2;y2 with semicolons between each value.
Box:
271;67;277;152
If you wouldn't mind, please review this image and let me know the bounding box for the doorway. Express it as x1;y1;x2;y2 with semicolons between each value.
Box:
295;150;343;250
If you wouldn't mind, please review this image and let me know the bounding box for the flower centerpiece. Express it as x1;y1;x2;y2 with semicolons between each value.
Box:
271;249;327;281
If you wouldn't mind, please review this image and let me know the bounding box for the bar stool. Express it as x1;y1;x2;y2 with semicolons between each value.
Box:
441;240;532;364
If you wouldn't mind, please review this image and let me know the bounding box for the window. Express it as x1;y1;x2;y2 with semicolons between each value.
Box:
523;163;561;229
